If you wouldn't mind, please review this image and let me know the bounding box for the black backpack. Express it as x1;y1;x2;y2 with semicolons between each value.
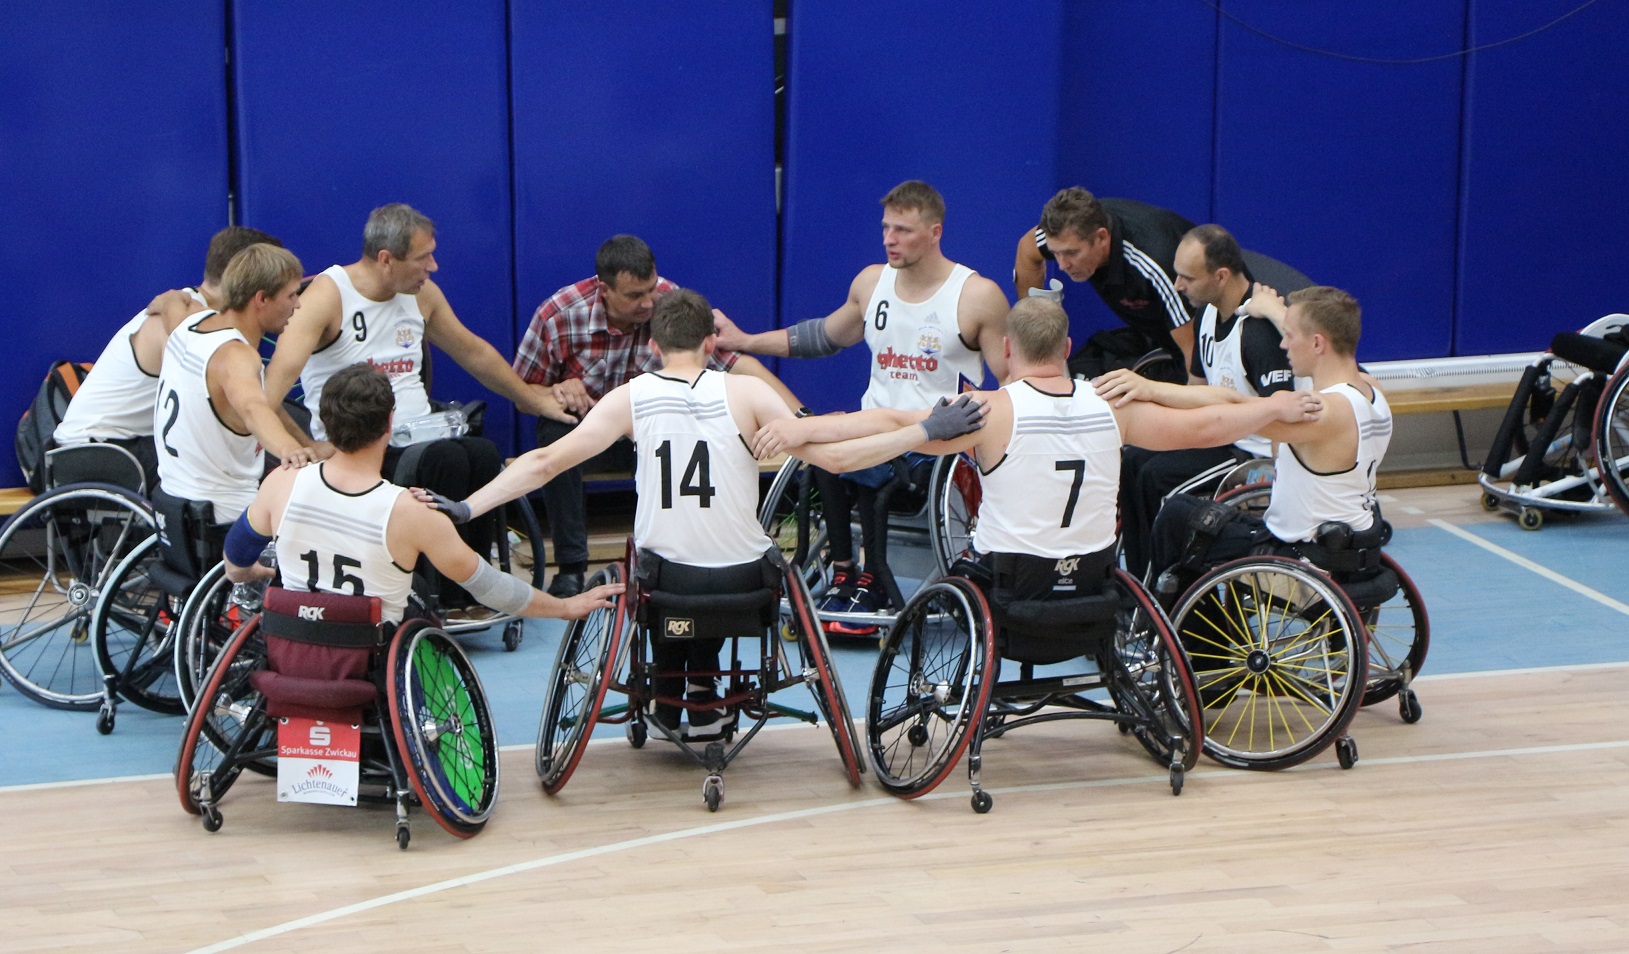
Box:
15;360;92;493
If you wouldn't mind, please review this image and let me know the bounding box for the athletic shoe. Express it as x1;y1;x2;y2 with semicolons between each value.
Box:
683;682;730;740
816;565;861;613
824;571;885;636
647;699;682;734
547;571;584;598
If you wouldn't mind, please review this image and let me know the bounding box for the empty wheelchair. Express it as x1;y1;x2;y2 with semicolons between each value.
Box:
0;443;156;709
1214;476;1428;725
176;586;498;848
535;542;861;812
758;453;982;634
1480;314;1629;529
865;550;1203;813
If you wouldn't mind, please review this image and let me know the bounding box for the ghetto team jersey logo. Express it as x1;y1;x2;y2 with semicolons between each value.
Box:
875;312;945;383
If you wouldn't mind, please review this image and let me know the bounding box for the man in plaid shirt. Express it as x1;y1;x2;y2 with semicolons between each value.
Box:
514;234;798;596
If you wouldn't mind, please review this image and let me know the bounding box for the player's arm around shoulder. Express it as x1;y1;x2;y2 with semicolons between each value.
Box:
961;274;1011;383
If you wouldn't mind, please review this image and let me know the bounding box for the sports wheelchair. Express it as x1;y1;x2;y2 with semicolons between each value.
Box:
176;586;498;848
535;541;861;812
864;549;1202;813
1479;314;1629;529
758;453;981;633
0;443;157;709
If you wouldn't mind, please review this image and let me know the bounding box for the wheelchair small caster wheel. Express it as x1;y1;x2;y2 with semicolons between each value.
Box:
201;806;223;833
970;790;993;814
502;620;523;652
1169;764;1184;796
907;724;929;747
1480;492;1500;512
96;706;114;735
397;826;411;850
703;776;724;812
1398;689;1422;724
1518;507;1544;531
1336;736;1359;770
627;720;647;749
1117;720;1131;735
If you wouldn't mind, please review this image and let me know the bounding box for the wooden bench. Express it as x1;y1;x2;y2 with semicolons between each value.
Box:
0;487;32;517
1383;381;1519;416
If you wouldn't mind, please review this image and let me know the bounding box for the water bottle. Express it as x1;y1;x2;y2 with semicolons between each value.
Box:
389;409;469;447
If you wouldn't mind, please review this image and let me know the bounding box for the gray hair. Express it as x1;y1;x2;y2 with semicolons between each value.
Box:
362;203;435;259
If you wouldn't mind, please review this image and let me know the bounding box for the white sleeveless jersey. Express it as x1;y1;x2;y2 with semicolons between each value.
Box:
1194;303;1306;458
1265;382;1393;542
973;380;1121;559
860;263;984;411
153;314;263;521
275;463;413;623
631;370;771;567
300;265;433;440
56;288;208;444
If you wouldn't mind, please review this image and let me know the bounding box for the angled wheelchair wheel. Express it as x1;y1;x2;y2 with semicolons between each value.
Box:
1171;556;1369;771
866;576;996;797
759;458;832;594
536;562;627;794
783;567;863;786
927;453;982;574
1358;553;1430;710
90;535;184;715
388;622;500;837
173;561;258;712
1593;364;1629;516
1213;480;1273;517
0;483;156;709
176;616;276;822
1103;569;1203;773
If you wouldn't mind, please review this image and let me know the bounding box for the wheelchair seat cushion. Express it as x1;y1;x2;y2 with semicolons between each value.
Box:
1332;565;1400;611
250;635;377;719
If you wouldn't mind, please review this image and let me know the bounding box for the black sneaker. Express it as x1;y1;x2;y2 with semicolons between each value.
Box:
683;682;730;740
547;571;584;598
647;700;682;734
816;565;860;613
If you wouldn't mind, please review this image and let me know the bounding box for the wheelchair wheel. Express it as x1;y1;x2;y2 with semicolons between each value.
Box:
536;563;627;794
90;535;184;715
782;567;863;786
1170;556;1369;771
1592;364;1629;516
173;561;258;712
1213;480;1272;518
927;453;982;574
388;622;499;837
758;458;831;594
0;483;156;709
866;576;996;797
1102;569;1203;774
1358;553;1430;709
176;616;276;821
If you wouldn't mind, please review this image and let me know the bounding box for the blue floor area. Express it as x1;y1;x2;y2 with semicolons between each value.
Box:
4;516;1626;788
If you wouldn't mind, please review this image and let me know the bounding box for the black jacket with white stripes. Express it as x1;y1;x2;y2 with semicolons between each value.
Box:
1039;197;1198;347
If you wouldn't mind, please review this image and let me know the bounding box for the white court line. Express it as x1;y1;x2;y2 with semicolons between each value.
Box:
184;735;1629;954
1429;518;1629;617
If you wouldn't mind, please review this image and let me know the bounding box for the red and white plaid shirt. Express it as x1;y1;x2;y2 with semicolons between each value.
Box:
512;276;739;400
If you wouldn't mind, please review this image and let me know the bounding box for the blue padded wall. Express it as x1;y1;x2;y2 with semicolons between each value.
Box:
509;0;777;442
777;0;1060;411
1457;0;1629;354
0;1;228;485
1052;0;1220;343
232;1;517;451
1213;3;1465;362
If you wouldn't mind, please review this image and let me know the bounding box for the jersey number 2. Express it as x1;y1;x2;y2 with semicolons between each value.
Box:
653;440;715;509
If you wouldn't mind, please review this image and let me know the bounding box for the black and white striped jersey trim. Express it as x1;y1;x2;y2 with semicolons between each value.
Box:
1122;240;1191;329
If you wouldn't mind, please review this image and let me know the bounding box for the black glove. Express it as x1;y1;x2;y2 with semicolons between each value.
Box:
422;490;473;525
921;395;984;442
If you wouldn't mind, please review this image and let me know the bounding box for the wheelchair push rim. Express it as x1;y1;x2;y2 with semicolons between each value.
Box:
536;562;627;793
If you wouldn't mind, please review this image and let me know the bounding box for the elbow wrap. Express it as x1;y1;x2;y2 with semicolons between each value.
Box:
223;511;273;568
785;317;843;358
459;559;534;618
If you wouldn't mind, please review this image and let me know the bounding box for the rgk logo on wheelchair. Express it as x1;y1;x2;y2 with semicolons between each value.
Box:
665;617;695;639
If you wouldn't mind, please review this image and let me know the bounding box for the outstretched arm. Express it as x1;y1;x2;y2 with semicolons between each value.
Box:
1115;389;1322;452
1094;368;1247;409
454;386;634;520
215;343;319;465
420;280;552;417
712;268;872;358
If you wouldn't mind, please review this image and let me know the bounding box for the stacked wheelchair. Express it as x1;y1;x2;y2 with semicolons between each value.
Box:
535;541;861;812
175;586;498;848
864;550;1203;812
1479;314;1629;529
